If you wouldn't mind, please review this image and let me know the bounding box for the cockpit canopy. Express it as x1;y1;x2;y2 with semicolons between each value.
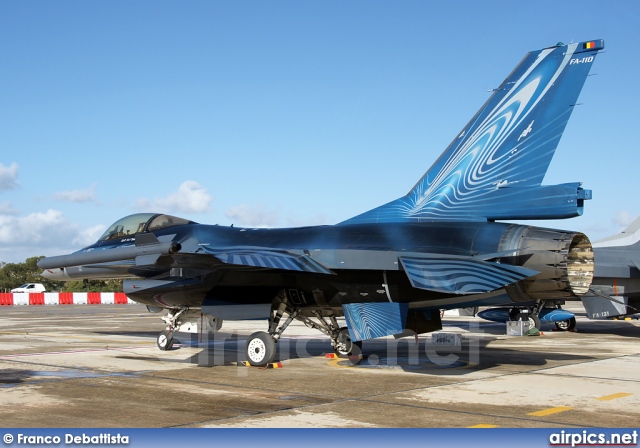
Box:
99;213;196;241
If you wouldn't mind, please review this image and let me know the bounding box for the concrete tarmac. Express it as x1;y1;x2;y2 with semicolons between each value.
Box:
1;303;639;428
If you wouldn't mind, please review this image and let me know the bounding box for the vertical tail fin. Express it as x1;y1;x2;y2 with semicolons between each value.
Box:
342;40;604;224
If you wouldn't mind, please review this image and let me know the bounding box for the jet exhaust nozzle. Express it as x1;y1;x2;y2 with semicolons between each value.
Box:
500;226;594;302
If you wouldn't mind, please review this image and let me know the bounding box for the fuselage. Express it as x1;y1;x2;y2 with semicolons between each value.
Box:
40;215;594;313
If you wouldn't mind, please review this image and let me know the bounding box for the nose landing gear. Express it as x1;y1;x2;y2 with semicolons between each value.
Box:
157;329;174;351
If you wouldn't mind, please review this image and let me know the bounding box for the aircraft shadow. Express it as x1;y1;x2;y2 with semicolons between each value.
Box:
159;333;596;376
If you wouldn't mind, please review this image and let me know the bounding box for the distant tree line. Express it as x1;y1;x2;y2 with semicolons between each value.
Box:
0;256;123;293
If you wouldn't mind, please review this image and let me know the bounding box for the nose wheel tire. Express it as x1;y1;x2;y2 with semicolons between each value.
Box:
246;331;276;366
157;330;174;351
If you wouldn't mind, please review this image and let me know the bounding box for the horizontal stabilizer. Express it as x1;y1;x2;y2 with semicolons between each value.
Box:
206;247;334;274
582;295;628;319
342;302;408;342
400;256;539;294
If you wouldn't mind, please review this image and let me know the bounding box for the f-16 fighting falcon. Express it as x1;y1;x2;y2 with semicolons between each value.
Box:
39;40;603;366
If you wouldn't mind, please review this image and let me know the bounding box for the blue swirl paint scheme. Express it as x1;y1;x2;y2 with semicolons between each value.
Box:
343;302;409;341
343;40;603;225
399;256;539;294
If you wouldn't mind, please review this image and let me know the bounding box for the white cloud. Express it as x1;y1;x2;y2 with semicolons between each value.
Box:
54;184;97;203
0;201;18;215
0;162;19;191
72;224;107;247
226;204;280;227
0;209;88;262
135;181;213;214
0;210;109;263
612;210;638;229
0;209;73;245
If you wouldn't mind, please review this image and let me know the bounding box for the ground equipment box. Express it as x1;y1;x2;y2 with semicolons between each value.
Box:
506;320;532;336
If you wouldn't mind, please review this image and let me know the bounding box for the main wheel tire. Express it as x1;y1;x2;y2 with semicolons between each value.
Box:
555;317;576;331
333;327;363;358
246;331;276;366
529;314;541;330
157;330;174;351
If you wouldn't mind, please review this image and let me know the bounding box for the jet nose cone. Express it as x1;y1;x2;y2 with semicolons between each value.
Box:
40;268;69;281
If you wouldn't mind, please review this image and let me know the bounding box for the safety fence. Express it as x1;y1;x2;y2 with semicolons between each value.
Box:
0;292;136;306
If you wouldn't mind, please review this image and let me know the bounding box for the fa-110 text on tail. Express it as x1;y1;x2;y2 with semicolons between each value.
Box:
40;40;604;366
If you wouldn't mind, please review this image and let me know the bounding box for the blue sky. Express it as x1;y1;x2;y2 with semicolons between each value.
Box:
1;1;639;263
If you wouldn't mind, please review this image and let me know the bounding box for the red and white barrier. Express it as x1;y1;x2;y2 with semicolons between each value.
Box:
0;292;136;306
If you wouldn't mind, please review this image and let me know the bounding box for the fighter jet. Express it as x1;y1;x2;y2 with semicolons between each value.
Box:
39;40;603;366
581;217;640;320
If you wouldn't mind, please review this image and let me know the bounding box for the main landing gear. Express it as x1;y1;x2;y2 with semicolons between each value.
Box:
243;291;362;367
246;331;277;366
509;301;577;332
333;327;362;358
509;306;540;331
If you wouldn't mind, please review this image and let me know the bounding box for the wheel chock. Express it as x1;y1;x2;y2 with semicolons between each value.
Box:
239;361;284;369
324;353;363;363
